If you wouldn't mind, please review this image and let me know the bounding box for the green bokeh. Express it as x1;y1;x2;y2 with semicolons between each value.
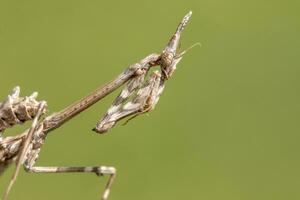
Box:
0;1;299;200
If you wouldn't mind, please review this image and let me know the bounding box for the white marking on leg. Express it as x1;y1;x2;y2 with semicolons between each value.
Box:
107;105;120;115
120;89;130;99
102;189;110;200
84;167;93;172
123;102;139;110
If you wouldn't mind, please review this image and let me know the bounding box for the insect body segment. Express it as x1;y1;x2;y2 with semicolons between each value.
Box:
161;11;192;79
0;87;46;134
93;53;163;134
95;71;163;133
94;63;148;133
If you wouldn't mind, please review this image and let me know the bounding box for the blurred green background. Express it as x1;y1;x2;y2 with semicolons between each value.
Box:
0;0;299;200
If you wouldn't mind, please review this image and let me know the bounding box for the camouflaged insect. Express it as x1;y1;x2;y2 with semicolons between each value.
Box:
0;86;47;134
1;11;195;200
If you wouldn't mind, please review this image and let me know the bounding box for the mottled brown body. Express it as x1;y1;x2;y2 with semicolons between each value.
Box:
0;87;46;134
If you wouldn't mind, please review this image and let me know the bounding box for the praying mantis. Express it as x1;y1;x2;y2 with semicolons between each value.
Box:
0;11;196;200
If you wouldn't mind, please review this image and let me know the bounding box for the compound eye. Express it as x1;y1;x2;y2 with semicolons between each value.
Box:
161;52;174;68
